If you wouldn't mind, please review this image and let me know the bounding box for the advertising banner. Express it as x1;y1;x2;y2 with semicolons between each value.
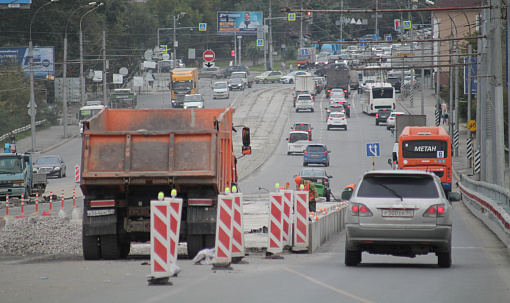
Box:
217;11;263;35
0;47;55;78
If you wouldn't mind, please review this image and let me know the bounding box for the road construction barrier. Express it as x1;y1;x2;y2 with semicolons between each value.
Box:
309;205;346;253
231;192;245;259
266;192;284;257
35;192;39;214
75;165;80;183
5;194;9;217
58;189;67;218
17;194;26;219
42;191;53;216
293;190;309;251
149;192;183;280
282;190;293;246
214;191;234;268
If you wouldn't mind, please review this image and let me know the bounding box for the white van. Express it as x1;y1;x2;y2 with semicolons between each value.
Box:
286;131;309;155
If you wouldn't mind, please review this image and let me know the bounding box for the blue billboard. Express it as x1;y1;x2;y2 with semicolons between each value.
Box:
0;47;54;78
463;57;477;94
217;11;263;35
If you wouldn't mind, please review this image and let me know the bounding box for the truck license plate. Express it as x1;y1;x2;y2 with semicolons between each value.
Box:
381;209;413;217
87;209;115;217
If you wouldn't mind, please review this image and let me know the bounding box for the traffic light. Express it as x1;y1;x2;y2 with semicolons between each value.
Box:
306;11;311;16
394;19;401;31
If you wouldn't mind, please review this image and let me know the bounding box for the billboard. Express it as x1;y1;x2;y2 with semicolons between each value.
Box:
217;11;263;35
0;47;55;78
463;57;477;94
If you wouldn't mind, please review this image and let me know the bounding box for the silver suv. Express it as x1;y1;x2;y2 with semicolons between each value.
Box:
344;170;460;268
295;94;314;112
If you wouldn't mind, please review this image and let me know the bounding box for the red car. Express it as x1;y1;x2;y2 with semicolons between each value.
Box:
292;123;313;141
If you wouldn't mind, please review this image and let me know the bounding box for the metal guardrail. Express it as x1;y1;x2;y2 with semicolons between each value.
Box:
0;120;47;142
458;174;510;251
459;174;510;213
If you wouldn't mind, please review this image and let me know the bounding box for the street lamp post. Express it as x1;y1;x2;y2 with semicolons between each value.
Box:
173;12;185;62
63;2;99;139
80;3;104;107
29;0;59;152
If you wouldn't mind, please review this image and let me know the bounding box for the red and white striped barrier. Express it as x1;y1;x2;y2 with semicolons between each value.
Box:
293;190;309;251
34;192;39;215
75;165;80;183
5;194;9;217
282;190;294;246
149;191;183;281
214;192;234;268
231;192;245;260
58;189;67;218
43;191;53;216
266;192;284;257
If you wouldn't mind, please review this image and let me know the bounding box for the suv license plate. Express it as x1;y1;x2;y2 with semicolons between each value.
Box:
381;209;414;217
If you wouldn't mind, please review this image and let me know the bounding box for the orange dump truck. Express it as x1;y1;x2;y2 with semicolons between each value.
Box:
80;108;250;260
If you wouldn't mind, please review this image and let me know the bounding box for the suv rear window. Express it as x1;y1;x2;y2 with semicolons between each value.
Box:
294;124;310;131
357;175;439;198
298;95;312;101
289;133;308;143
306;145;326;152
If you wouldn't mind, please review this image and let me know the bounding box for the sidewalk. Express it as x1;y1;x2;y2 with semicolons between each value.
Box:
397;81;471;181
14;124;80;155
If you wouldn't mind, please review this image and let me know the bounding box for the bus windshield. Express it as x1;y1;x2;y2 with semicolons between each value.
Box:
79;109;102;121
372;88;394;99
402;140;448;159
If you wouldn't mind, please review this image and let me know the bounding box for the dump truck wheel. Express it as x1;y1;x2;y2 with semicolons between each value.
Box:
119;239;131;259
83;234;101;260
187;234;204;259
101;234;120;260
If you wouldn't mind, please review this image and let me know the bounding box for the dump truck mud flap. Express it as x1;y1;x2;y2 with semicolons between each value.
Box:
187;206;217;234
83;212;117;236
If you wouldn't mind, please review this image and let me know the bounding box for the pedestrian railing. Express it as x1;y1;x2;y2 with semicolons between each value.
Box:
0;120;47;142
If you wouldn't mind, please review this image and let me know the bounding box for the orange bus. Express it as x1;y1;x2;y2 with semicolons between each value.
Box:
398;126;452;194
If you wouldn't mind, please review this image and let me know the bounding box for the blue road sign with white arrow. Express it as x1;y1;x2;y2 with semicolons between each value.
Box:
366;142;381;157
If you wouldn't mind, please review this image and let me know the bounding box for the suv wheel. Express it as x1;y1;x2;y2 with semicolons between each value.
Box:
345;246;361;266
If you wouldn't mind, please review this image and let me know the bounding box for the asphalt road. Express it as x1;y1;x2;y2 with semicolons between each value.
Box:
2;81;510;303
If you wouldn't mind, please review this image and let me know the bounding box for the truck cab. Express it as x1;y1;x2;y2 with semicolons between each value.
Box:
0;153;46;199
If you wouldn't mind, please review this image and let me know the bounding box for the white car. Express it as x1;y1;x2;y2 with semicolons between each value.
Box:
212;81;229;99
183;94;204;109
279;71;311;84
327;112;347;130
286;131;309;155
295;94;314;112
386;111;405;130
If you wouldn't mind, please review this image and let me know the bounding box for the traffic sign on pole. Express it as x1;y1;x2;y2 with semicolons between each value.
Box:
203;50;215;62
366;143;381;157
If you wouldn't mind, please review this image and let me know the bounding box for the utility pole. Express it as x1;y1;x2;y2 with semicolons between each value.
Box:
102;29;107;105
454;47;459;157
340;0;344;42
492;0;505;186
299;1;303;48
269;2;273;70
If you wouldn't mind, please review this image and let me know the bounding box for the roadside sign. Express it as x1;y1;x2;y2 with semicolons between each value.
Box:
366;143;381;157
384;34;392;41
203;61;216;68
159;45;168;53
199;23;207;31
467;120;477;132
403;20;411;29
203;50;215;62
360;39;367;47
257;39;264;47
288;13;296;21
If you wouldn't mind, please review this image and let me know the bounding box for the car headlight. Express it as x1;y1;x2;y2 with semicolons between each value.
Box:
13;181;24;187
183;106;188;109
53;167;61;171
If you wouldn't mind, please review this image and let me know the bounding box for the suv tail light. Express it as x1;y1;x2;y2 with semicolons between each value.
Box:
304;151;308;155
376;114;379;118
350;203;373;217
323;151;327;156
423;204;447;217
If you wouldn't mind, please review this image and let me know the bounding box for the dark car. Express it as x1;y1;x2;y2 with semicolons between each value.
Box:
295;168;333;201
228;78;245;90
375;109;392;125
222;65;250;78
387;77;402;93
33;155;66;178
292;123;313;140
303;144;330;167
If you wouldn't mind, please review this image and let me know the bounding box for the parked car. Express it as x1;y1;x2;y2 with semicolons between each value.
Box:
303;143;330;166
199;67;224;79
222;65;250;78
183;94;204;109
291;122;313;140
212;81;229;99
33;155;66;178
375;109;392;125
327;112;348;131
344;170;461;267
295;168;332;201
295;94;314;112
228;78;245;90
279;71;311;84
255;71;283;83
386;111;405;130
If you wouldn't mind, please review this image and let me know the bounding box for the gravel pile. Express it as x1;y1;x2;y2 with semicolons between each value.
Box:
0;217;82;256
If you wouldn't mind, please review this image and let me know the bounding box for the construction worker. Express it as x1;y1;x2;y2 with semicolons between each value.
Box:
344;184;356;192
294;176;318;212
